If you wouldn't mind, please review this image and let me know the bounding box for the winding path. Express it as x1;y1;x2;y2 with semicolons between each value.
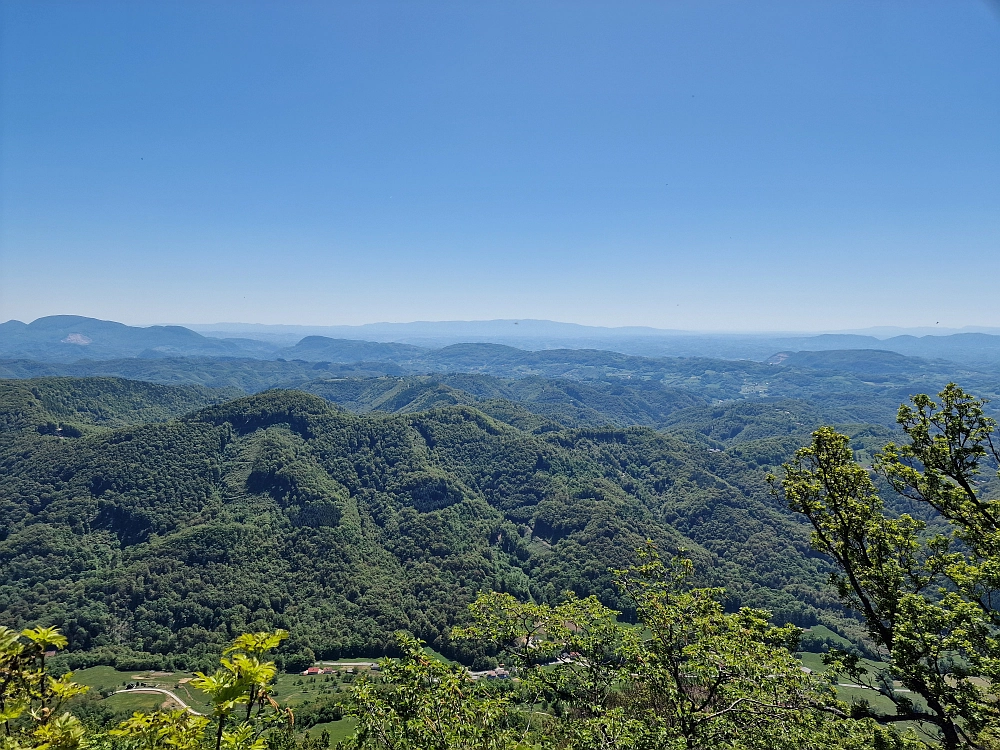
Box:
113;688;205;715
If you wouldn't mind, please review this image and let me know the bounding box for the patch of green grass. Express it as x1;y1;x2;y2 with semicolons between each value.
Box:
306;719;356;744
803;624;853;649
795;651;827;674
422;647;458;666
273;674;354;708
100;692;167;714
796;651;888;678
72;666;134;692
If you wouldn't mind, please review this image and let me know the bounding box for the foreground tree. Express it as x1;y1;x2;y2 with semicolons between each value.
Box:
348;548;903;749
460;547;903;750
345;633;532;750
775;384;1000;748
0;626;88;750
112;630;292;750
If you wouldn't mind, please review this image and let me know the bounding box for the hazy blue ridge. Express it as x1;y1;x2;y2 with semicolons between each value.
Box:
9;316;1000;367
0;316;280;361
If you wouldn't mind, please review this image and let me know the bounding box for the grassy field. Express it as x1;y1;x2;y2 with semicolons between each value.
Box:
72;666;214;714
796;646;941;743
70;664;359;743
795;650;888;678
803;624;854;648
306;719;357;743
273;672;355;708
99;692;170;714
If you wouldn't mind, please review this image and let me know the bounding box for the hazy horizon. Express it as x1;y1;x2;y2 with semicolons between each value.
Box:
6;313;1000;340
2;1;998;329
185;319;1000;337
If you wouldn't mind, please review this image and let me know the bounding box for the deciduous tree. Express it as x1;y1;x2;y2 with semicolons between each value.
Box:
775;384;1000;748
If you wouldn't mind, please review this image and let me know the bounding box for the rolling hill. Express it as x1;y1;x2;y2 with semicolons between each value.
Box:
0;381;847;670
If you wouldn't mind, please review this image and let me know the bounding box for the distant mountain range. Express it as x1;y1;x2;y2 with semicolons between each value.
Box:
5;315;1000;367
187;319;1000;342
180;319;1000;365
0;316;275;362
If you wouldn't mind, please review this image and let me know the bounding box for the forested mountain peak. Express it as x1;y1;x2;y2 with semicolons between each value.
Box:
187;389;341;433
0;378;842;669
0;376;239;433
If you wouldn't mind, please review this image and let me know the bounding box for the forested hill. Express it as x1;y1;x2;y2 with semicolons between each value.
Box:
0;381;845;671
295;374;705;429
0;377;240;433
3;346;995;429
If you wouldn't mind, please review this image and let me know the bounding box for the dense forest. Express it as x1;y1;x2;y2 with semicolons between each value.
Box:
1;377;861;672
3;330;1000;747
6;380;1000;748
4;345;997;425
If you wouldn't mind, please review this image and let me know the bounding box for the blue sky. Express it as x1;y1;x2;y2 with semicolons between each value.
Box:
1;1;998;330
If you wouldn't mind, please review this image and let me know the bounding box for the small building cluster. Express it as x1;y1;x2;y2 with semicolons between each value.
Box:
478;667;510;680
301;667;337;676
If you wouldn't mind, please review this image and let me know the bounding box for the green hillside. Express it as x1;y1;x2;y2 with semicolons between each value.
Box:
0;381;846;671
0;377;240;433
296;373;705;429
4;345;995;432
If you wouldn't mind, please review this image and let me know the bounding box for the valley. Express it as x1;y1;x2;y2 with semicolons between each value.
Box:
3;317;999;747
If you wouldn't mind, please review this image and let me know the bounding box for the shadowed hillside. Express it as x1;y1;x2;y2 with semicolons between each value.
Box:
0;382;848;669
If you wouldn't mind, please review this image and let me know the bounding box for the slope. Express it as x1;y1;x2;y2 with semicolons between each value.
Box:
0;377;240;433
0;385;842;671
297;374;705;429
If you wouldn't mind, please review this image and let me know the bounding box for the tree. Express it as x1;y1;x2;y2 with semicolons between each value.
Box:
109;710;210;750
345;632;532;750
113;630;292;750
775;383;1000;749
457;545;894;750
0;626;88;750
349;547;897;749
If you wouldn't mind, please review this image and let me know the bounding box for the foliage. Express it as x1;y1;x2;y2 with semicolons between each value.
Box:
350;549;906;749
110;630;291;750
0;378;237;435
1;384;855;667
346;633;530;750
109;710;210;750
0;625;89;750
775;384;1000;748
0;360;403;394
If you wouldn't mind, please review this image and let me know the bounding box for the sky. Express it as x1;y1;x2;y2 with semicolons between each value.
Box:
1;1;998;331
